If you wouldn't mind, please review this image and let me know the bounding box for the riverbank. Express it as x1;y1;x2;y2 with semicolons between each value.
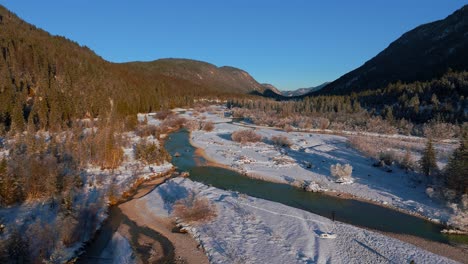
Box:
77;169;209;263
119;194;209;264
116;159;209;263
140;177;457;263
379;231;468;263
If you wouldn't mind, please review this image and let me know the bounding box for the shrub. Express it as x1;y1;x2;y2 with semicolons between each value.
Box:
155;110;173;120
423;121;460;140
283;124;294;132
172;193;217;223
271;135;292;148
231;129;262;144
379;151;397;166
135;124;159;138
124;115;138;131
448;194;468;231
400;148;415;171
202;121;215;132
159;116;187;134
134;139;169;165
184;120;201;131
330;163;353;181
317;117;330;130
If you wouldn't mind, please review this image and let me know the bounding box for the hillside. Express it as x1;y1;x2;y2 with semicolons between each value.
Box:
125;59;266;94
261;83;282;95
283;82;329;97
315;5;468;95
0;5;262;131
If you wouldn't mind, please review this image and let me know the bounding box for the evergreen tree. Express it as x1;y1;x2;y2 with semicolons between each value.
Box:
419;138;438;177
6;229;30;264
445;130;468;194
10;99;24;132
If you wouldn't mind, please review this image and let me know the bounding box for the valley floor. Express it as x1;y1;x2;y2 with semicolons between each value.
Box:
95;107;467;263
179;106;453;224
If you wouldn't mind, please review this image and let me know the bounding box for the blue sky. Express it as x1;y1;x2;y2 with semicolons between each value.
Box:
1;1;466;90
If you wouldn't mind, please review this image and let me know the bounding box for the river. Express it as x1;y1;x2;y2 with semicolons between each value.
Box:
165;129;468;246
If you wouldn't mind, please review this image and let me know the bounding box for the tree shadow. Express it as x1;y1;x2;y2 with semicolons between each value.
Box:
217;132;233;142
157;180;190;213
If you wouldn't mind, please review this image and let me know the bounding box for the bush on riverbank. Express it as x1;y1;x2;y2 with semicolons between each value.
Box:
271;135;292;148
232;129;262;144
330;163;353;183
134;139;170;165
173;193;217;223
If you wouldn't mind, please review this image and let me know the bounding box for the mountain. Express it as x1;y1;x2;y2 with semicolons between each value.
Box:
0;5;264;130
125;59;266;94
283;82;330;97
261;83;283;95
314;5;468;95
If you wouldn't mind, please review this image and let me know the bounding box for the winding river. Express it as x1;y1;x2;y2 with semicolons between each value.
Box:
79;128;467;263
165;129;468;246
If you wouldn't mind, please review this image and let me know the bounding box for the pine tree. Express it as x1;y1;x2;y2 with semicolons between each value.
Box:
0;157;25;205
6;229;30;263
419;138;438;177
10;99;24;132
445;130;468;194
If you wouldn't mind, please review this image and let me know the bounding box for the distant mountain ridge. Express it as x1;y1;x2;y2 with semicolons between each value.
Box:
125;59;266;94
314;5;468;95
283;82;330;97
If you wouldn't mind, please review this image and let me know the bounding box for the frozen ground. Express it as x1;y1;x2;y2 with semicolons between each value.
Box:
178;107;452;223
0;130;173;262
141;177;456;264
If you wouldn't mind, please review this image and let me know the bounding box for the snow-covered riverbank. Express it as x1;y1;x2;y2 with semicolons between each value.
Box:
141;177;457;263
177;107;453;225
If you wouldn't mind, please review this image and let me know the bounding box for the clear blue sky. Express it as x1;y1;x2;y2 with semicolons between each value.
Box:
1;0;466;90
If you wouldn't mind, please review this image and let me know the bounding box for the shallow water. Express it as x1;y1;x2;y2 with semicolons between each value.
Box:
166;129;468;245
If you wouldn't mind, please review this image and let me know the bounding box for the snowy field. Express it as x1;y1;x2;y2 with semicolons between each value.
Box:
177;107;453;224
141;177;456;264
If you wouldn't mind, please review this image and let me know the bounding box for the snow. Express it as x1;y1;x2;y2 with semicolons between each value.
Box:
99;231;135;264
0;126;173;262
137;113;161;126
180;107;453;223
141;177;456;264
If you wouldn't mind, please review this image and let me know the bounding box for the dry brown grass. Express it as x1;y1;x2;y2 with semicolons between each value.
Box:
347;135;422;170
159;116;187;134
348;135;423;157
135;124;159;138
231;129;262;144
202;121;215;132
155;110;173;120
271;135;292;148
172;193;217;223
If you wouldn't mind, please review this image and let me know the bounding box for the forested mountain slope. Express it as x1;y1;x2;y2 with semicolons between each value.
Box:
0;5;261;131
315;5;468;95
